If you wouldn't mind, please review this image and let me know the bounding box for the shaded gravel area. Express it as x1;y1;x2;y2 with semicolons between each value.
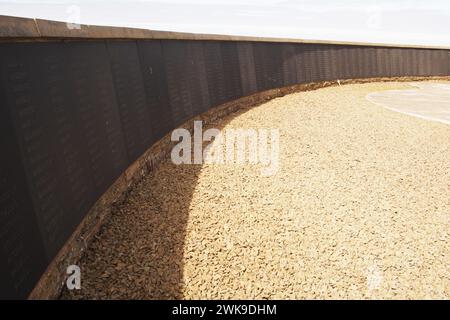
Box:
62;82;449;299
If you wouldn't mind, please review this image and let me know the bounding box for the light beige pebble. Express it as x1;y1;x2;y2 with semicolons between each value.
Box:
62;82;449;300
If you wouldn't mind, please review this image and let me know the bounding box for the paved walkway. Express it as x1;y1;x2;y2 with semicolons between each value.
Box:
367;82;450;125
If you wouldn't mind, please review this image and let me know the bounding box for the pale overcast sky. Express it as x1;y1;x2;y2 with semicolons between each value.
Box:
1;0;449;46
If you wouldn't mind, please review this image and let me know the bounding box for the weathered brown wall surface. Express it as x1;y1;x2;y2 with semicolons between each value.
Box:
0;16;449;299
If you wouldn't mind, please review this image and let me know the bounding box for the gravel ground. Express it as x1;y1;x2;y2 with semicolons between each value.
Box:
62;82;449;300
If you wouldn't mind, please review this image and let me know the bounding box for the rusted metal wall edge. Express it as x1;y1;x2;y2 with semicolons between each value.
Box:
27;76;450;300
1;15;450;50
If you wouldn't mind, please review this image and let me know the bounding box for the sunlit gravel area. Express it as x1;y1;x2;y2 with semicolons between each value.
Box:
62;82;449;300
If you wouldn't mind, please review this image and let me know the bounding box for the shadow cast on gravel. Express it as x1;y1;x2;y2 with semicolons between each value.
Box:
60;106;255;299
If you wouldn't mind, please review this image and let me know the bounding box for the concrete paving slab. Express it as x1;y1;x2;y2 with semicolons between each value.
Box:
367;82;450;125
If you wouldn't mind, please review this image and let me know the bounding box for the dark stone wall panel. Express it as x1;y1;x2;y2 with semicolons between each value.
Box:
417;49;427;76
294;45;306;83
430;49;447;76
252;42;283;90
44;41;126;233
0;47;48;299
362;47;376;78
267;43;283;89
203;41;226;107
391;48;403;76
327;47;339;80
137;40;173;141
162;40;193;126
312;45;324;81
303;46;315;82
445;50;450;75
237;42;257;96
1;43;72;259
281;44;297;86
107;41;153;162
355;47;366;79
187;41;211;114
221;42;243;101
252;42;268;91
375;48;388;78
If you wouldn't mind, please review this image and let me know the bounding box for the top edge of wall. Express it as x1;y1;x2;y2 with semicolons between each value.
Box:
1;15;450;50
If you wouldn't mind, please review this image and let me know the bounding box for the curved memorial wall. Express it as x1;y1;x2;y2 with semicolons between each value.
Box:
0;16;449;298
